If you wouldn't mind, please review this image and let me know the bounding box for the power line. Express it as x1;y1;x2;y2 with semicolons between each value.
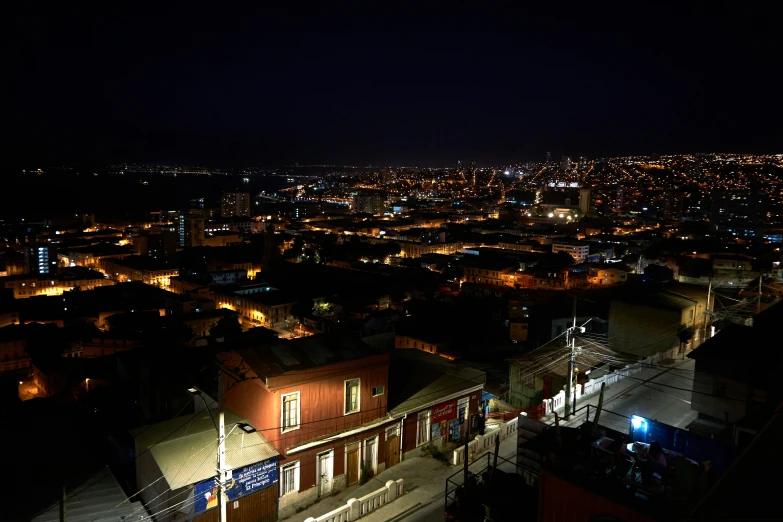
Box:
28;395;197;520
90;359;493;520
85;379;253;522
112;434;219;522
573;356;748;403
31;366;243;520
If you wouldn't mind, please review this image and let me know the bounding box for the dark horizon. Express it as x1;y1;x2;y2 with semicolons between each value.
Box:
11;4;783;167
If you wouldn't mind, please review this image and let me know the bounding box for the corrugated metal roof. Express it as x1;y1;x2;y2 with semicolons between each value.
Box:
32;466;143;522
389;371;485;417
271;344;299;366
300;341;334;365
235;333;383;379
136;409;279;491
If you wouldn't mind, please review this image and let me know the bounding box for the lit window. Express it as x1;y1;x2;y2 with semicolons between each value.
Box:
280;461;300;496
345;379;360;414
372;386;384;397
416;410;430;447
282;392;300;431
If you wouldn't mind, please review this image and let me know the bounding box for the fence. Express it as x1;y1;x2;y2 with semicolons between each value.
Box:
542;347;679;417
304;479;404;522
444;451;535;515
452;416;518;466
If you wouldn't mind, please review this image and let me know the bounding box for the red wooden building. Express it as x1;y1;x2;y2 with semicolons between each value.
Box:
219;334;394;518
219;334;486;518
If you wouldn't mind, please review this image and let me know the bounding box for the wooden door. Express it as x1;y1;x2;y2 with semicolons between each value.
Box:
193;485;277;522
364;437;377;478
385;435;400;469
346;442;360;485
317;451;333;498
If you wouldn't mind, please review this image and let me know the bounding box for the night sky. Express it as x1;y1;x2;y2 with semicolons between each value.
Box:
11;3;782;167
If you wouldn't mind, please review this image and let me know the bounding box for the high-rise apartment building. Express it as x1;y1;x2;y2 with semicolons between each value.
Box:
710;188;765;237
352;190;385;215
663;192;685;220
135;232;178;264
221;192;251;218
579;188;591;215
711;189;764;224
178;215;205;247
25;244;58;275
561;156;572;169
615;187;625;211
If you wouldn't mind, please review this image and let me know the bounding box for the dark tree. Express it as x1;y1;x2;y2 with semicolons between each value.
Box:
210;314;243;339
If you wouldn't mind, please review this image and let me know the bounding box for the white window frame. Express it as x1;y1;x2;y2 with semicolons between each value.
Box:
364;435;379;475
316;449;334;497
416;410;431;447
385;423;400;440
344;378;360;415
281;391;300;433
280;461;300;497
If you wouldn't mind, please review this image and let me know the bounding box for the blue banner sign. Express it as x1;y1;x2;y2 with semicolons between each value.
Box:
194;457;278;513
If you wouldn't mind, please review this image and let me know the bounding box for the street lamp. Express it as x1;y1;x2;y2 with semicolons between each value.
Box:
187;386;256;522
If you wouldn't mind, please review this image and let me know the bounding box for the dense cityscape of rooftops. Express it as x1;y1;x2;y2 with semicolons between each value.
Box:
5;149;783;522
7;4;783;522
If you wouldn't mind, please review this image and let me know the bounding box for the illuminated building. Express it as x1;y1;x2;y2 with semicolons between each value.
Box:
710;188;765;234
551;240;590;262
578;188;591;215
66;244;133;269
663;191;685;220
2;267;113;298
133;232;177;264
178;215;205;247
395;335;455;359
221;191;251;217
99;256;179;287
352;190;386;215
25;244;58;276
587;267;628;285
615;187;625;211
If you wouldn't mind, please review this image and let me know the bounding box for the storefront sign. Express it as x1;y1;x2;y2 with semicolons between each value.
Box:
431;399;457;424
194;456;278;514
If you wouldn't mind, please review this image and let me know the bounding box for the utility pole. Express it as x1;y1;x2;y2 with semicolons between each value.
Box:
565;296;577;420
463;431;470;489
703;279;712;343
758;275;763;314
572;368;579;416
60;484;66;522
218;411;227;522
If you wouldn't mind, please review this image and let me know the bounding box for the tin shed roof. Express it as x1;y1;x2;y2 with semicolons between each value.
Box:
135;408;279;490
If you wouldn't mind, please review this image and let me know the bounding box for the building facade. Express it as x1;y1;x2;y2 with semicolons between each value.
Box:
352;190;385;215
587;267;628;285
219;336;393;518
25;244;58;275
221;192;251;217
99;257;179;288
219;336;485;518
551;241;590;262
179;215;205;247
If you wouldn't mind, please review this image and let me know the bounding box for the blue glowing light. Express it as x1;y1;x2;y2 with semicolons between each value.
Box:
631;415;647;430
